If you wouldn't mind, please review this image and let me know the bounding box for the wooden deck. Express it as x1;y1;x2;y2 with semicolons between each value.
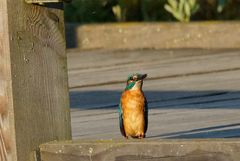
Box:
68;49;240;140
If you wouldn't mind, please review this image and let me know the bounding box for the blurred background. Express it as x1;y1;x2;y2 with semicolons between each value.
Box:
64;0;240;23
65;0;240;140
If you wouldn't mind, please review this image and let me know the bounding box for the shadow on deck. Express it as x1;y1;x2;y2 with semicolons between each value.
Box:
70;90;240;109
70;90;240;139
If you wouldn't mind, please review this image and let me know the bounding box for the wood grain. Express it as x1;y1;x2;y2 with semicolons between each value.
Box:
65;22;240;50
0;1;14;160
40;140;240;161
25;0;62;3
1;1;71;161
67;49;240;88
0;114;8;161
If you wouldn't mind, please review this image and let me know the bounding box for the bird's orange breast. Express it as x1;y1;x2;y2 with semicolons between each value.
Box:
121;89;145;137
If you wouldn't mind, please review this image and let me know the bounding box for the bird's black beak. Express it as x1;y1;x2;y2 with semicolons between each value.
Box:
140;74;147;80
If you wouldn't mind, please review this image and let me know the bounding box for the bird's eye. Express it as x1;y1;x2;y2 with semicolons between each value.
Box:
133;75;138;80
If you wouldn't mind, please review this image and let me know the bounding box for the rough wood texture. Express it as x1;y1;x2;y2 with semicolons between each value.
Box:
0;1;14;161
68;49;240;140
40;140;240;161
0;1;71;161
65;22;240;49
0;97;9;161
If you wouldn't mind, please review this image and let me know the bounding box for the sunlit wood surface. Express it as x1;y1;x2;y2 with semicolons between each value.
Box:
68;49;240;140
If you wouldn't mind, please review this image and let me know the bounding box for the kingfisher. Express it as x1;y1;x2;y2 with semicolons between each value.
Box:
118;73;148;139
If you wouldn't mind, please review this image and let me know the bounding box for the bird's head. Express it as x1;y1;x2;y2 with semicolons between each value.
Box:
125;73;147;91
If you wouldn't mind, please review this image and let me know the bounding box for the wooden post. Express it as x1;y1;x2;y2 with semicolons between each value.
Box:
0;1;71;161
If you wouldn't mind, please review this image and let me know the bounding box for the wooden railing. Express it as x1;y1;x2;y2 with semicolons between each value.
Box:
40;139;240;161
0;1;71;161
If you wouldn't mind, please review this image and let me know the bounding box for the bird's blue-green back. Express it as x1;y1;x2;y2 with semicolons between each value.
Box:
118;102;126;137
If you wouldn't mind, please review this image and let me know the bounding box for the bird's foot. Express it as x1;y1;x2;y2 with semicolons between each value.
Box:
137;133;145;139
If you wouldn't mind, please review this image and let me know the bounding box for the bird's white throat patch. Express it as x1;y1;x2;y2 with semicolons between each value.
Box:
131;80;142;90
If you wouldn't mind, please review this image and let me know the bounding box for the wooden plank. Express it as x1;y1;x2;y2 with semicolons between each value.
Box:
0;1;15;160
40;140;240;161
0;1;71;161
67;49;240;88
65;22;240;49
25;0;62;4
71;108;240;139
69;70;240;109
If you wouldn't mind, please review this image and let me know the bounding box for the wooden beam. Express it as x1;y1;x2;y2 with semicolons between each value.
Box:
40;140;240;161
25;0;72;4
65;22;240;50
25;0;62;4
0;1;71;161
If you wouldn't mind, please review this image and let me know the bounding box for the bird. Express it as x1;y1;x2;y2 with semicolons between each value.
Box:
118;73;148;139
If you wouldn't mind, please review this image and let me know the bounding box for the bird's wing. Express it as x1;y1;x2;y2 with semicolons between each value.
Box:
118;102;126;137
144;97;148;133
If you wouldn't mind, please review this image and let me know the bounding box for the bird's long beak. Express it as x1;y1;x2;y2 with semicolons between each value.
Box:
140;74;147;80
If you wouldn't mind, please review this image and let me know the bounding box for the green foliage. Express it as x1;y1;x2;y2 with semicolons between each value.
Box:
64;0;117;23
64;0;174;23
164;0;199;22
111;0;173;22
217;0;227;13
112;5;122;21
141;0;173;21
194;0;240;20
112;0;143;21
64;0;240;23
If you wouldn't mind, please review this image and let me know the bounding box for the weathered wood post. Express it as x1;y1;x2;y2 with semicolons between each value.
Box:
0;0;71;161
